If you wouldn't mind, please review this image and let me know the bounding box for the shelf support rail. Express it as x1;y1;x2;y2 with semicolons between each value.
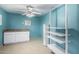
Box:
65;4;68;54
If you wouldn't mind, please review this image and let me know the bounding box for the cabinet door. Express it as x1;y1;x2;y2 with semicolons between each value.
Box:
15;32;29;42
4;32;16;44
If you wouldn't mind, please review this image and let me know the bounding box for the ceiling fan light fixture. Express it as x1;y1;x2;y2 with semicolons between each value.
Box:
27;7;32;11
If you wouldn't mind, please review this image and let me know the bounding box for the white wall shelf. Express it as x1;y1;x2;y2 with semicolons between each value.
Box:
47;35;65;44
47;44;65;54
43;5;68;54
47;31;65;37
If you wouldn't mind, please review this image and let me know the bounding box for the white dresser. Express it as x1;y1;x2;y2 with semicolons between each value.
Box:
4;31;30;44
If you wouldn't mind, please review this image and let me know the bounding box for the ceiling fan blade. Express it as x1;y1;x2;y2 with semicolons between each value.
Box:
32;8;41;12
32;12;41;15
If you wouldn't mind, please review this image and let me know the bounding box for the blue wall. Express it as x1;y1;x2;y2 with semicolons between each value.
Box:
68;4;79;31
6;13;28;29
51;10;57;27
39;14;50;37
0;8;7;45
30;17;42;37
56;5;65;27
6;13;42;38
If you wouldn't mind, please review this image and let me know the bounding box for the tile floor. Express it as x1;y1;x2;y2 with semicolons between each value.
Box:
0;38;52;54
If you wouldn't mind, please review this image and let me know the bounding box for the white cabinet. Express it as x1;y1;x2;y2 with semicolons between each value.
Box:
15;32;29;42
4;31;30;44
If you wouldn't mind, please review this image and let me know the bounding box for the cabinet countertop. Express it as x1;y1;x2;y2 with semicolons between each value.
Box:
4;29;29;32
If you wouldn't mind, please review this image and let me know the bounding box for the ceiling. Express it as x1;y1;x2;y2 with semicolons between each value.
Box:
0;4;58;16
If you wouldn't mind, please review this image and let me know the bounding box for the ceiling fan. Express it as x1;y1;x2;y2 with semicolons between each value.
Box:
21;5;41;17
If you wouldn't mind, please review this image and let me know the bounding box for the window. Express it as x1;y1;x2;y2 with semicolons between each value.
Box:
24;20;31;26
0;15;2;25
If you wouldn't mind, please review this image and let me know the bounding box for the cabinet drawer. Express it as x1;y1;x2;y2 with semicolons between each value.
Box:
4;35;16;44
